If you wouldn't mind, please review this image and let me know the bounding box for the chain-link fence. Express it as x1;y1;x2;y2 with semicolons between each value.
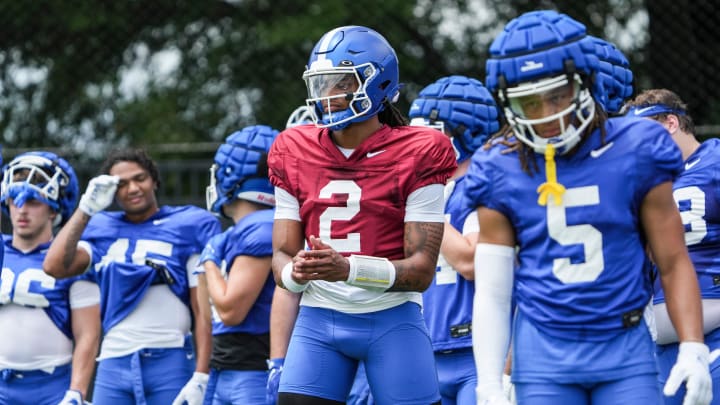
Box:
0;0;718;208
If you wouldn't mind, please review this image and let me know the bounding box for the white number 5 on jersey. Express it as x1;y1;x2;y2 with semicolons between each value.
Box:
546;186;604;283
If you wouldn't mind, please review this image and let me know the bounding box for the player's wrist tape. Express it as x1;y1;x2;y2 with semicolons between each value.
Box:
346;255;396;289
281;262;309;293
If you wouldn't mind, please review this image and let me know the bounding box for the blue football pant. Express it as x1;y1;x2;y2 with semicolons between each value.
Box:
204;368;266;405
0;363;71;405
435;348;476;405
512;310;660;404
279;302;441;405
92;344;195;405
346;362;374;405
515;374;661;405
656;326;720;405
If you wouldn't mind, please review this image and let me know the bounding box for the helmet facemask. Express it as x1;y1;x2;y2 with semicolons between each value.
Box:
501;73;595;155
303;60;377;131
1;154;72;226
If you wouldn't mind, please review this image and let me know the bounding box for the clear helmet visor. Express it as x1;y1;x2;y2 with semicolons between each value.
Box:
305;71;360;100
303;63;375;129
507;74;580;120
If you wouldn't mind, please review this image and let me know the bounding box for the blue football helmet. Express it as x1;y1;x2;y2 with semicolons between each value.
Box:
486;10;600;155
584;36;633;114
1;151;79;227
408;75;500;162
285;105;315;129
206;125;279;217
303;26;400;131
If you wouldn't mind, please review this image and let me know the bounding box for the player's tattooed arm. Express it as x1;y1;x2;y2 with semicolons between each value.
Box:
43;209;92;279
388;221;443;292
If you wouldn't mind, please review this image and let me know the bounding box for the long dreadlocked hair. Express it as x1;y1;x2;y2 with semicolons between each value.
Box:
378;100;409;127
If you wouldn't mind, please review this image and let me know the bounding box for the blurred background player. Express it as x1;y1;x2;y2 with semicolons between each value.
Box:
198;125;278;404
266;107;310;405
408;74;500;405
44;148;221;405
0;151;100;404
268;25;456;405
466;10;711;405
625;88;720;404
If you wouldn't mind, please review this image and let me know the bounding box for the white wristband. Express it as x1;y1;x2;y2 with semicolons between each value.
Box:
281;262;308;293
346;255;396;290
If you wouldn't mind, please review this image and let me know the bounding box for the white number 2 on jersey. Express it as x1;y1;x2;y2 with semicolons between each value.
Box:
546;186;604;284
318;180;361;252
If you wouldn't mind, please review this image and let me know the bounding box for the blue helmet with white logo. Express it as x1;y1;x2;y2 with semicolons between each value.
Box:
303;26;400;131
1;151;79;227
408;75;500;162
206;125;278;217
486;10;600;155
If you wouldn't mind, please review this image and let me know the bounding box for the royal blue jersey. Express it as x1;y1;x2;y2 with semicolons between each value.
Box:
82;205;221;333
423;176;476;351
654;138;720;303
212;209;275;336
465;117;682;340
0;237;93;339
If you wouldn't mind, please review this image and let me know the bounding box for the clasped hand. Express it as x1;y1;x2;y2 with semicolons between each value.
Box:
291;236;349;282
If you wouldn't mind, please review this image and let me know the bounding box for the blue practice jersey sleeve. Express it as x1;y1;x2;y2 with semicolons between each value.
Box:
212;209;275;336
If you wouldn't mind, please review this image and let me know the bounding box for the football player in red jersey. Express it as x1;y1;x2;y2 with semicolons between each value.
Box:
267;26;456;405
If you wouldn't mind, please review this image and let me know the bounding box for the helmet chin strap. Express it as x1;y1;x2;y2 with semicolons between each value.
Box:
536;143;566;206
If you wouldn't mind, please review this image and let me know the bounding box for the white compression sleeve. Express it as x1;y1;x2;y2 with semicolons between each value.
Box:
473;243;515;402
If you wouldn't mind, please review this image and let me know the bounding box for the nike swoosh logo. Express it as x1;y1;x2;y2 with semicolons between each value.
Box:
633;106;655;116
590;142;614;158
366;150;386;158
153;218;169;225
685;159;701;170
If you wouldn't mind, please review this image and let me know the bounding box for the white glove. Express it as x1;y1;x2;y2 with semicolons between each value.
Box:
476;383;512;405
57;389;87;405
79;175;119;216
172;372;209;405
501;374;517;404
663;342;713;405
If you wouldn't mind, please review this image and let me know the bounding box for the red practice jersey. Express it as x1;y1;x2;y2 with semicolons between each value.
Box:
269;124;457;259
